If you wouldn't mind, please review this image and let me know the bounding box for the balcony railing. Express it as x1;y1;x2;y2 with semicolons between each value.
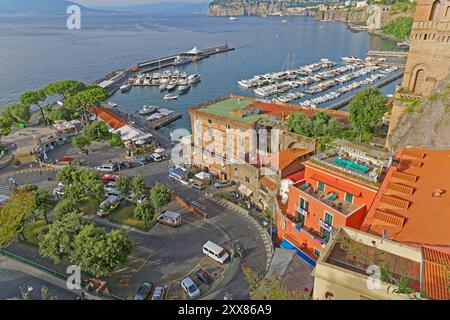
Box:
296;184;362;216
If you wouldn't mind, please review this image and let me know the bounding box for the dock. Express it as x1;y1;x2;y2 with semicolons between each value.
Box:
326;70;404;110
367;50;408;58
109;107;182;131
100;43;234;96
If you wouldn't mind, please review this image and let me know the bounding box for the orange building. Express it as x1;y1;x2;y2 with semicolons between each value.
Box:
277;140;390;264
362;147;450;254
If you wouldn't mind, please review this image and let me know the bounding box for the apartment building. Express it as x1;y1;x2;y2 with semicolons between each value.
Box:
277;140;391;264
188;95;348;209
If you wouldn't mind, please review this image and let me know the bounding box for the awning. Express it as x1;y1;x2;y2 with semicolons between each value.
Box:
238;184;253;197
185;46;201;55
195;171;211;180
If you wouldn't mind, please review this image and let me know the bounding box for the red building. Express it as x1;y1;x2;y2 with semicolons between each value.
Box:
277;140;390;264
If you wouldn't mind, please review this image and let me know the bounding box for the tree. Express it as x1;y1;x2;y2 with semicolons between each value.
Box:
349;88;388;142
5;103;31;124
109;132;123;147
82;121;109;141
56;166;79;185
0;190;36;248
72;135;91;151
20;89;49;125
56;167;104;201
38;213;84;263
286;111;343;138
44;80;87;102
115;176;130;197
20;185;55;224
130;176;146;202
52;197;80;220
0;111;13;138
64;86;108;122
70;225;133;276
150;183;171;211
134;200;155;228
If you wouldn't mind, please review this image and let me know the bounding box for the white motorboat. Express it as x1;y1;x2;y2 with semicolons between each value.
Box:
163;94;178;100
167;79;178;92
229;17;238;21
188;74;201;84
120;84;131;93
178;83;191;95
341;56;363;63
173;55;192;66
159;83;168;91
138;105;158;115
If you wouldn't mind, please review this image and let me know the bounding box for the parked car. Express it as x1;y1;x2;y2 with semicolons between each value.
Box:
158;211;182;227
181;277;200;299
126;193;146;204
194;269;213;285
214;180;231;188
136;156;153;166
134;282;153;300
150;153;164;162
101;174;119;182
192;181;205;191
203;241;229;264
96;163;118;173
151;287;165;300
97;195;120;217
104;182;117;192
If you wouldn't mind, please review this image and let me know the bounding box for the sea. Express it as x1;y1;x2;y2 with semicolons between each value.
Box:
0;13;401;130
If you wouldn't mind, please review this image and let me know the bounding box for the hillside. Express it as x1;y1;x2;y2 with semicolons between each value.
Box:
0;0;102;14
388;74;450;152
208;0;328;16
105;2;210;14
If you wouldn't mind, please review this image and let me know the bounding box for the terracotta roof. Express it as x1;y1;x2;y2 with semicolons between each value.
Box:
92;107;128;130
278;148;312;170
362;148;450;247
259;176;278;191
422;247;450;300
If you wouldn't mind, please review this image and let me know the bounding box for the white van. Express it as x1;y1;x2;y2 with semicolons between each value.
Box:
151;153;163;162
96;163;118;173
203;241;229;264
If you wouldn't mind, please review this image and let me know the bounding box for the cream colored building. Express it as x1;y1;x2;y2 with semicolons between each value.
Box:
312;226;449;300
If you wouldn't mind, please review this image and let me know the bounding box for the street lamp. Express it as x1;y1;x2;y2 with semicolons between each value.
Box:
18;285;33;299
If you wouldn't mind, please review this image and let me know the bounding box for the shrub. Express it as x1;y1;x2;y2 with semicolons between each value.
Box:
12;158;21;167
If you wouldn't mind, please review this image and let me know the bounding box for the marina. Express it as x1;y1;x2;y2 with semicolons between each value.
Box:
237;54;404;108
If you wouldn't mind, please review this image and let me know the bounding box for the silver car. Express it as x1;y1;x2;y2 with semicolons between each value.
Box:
181;277;200;299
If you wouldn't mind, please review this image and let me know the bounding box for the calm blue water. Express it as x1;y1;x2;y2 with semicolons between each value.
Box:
0;14;400;130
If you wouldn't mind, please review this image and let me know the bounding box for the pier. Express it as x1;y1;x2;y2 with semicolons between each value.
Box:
326;70;404;110
367;50;408;58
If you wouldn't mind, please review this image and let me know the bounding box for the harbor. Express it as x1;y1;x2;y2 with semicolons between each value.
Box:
236;53;405;109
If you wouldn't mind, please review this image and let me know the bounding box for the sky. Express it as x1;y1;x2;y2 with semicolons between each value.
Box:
72;0;210;8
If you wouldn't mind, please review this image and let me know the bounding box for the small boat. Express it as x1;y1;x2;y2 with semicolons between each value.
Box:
341;56;363;63
173;55;192;66
159;83;168;91
120;84;131;93
282;19;287;23
163;94;178;100
229;17;238;21
188;74;201;84
139;105;158;115
167;79;178;92
178;80;191;95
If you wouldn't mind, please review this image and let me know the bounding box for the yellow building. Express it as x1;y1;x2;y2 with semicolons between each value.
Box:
312;226;449;300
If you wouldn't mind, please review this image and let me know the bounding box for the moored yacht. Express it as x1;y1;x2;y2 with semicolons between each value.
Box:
163;94;178;100
229;17;238;21
178;80;191;95
341;56;363;63
139;105;158;115
120;84;131;93
188;74;201;84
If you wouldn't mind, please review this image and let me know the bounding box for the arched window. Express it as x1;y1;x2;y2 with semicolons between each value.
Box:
429;0;441;21
412;69;426;94
445;6;450;17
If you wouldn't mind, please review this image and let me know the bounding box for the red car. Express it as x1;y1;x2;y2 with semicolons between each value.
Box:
101;174;119;182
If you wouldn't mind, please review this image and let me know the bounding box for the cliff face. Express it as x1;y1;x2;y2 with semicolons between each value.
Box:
388;75;450;152
315;4;414;30
208;0;321;16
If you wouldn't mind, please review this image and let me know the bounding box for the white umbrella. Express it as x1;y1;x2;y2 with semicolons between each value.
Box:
155;147;165;153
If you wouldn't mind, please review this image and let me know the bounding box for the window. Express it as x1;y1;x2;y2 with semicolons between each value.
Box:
382;229;389;239
324;212;333;225
345;193;354;204
318;181;325;192
245;176;250;183
299;197;309;211
313;249;321;257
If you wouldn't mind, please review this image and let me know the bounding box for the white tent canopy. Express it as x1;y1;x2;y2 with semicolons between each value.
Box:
131;133;153;142
185;46;202;55
195;172;211;181
113;125;143;142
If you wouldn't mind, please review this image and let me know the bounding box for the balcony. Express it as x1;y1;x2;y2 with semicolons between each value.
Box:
295;184;363;216
281;211;328;248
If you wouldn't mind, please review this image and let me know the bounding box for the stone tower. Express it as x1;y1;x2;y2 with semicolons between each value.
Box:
402;0;450;95
386;0;450;150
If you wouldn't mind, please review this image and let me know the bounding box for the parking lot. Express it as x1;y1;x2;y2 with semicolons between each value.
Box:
105;201;233;299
